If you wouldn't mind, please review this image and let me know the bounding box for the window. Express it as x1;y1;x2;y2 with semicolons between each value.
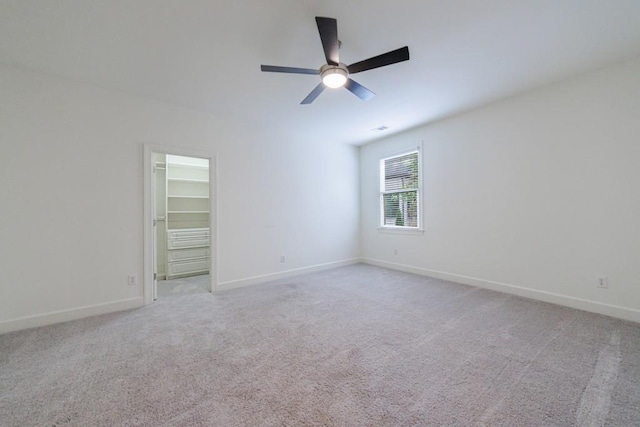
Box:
380;150;420;229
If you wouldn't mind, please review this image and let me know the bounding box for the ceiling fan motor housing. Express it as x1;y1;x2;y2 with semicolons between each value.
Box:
320;63;348;88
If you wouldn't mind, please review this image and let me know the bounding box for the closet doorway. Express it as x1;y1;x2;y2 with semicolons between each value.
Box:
143;145;217;303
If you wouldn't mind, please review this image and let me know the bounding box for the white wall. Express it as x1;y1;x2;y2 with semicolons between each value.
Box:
360;58;640;322
0;65;360;330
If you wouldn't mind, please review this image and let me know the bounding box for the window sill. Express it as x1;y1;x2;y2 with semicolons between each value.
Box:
377;227;424;236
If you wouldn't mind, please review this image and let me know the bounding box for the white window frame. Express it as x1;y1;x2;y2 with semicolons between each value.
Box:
378;148;423;234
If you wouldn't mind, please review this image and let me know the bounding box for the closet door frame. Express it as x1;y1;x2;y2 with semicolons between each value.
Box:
143;143;218;305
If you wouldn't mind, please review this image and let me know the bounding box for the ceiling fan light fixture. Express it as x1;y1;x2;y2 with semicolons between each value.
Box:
321;64;348;88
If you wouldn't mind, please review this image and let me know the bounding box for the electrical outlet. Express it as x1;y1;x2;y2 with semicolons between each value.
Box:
127;275;137;286
280;256;285;263
597;276;608;289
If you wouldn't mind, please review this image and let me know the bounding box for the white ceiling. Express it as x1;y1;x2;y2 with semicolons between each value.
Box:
2;0;640;145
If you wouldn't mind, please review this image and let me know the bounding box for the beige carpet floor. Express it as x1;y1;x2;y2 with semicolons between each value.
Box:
157;274;210;298
1;264;639;426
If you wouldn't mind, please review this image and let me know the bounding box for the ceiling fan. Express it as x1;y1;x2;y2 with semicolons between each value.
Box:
261;17;410;104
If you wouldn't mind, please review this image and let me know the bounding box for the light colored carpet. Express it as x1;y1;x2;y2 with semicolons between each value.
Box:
157;274;210;298
1;264;639;426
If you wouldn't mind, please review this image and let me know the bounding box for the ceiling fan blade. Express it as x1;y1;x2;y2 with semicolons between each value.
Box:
344;78;375;101
301;83;326;104
261;65;319;75
316;17;339;65
347;46;410;74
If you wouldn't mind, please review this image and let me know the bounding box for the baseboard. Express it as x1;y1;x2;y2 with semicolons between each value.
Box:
0;297;144;335
360;258;640;323
217;258;360;292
